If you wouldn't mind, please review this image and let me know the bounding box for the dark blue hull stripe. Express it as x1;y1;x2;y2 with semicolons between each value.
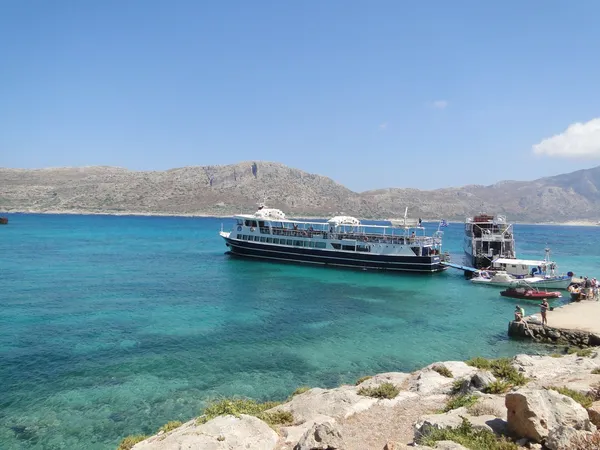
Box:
223;238;445;273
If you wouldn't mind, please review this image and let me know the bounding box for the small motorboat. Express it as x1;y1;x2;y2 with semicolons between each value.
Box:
500;286;561;300
0;217;7;225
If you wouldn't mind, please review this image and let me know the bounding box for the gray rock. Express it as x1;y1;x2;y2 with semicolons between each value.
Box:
588;400;600;428
294;422;344;450
132;414;278;450
545;425;594;450
434;442;469;450
505;389;594;442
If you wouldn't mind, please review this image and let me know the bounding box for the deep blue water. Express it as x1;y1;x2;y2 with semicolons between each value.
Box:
1;214;599;449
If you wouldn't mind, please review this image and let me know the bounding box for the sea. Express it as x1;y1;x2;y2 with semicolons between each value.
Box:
1;213;599;450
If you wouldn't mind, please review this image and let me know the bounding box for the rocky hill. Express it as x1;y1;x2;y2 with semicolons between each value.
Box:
1;162;600;222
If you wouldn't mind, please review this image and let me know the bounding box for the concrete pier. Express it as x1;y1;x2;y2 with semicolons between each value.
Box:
508;300;600;347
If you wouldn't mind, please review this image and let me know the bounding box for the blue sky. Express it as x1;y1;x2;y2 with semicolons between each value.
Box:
1;1;600;191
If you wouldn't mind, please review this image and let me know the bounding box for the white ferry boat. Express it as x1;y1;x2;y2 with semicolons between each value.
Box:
219;206;448;273
464;214;516;269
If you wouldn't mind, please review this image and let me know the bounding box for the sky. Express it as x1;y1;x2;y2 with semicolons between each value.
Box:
1;0;600;191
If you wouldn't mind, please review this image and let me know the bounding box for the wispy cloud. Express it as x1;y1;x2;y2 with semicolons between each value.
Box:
379;121;388;131
431;100;449;110
533;118;600;158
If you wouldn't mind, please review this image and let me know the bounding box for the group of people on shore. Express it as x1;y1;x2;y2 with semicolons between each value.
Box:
568;276;599;300
514;298;550;326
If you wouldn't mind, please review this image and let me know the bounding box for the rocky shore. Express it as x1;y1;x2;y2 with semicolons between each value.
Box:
118;352;600;450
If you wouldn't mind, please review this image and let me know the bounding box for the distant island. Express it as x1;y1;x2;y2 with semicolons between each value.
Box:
1;162;600;223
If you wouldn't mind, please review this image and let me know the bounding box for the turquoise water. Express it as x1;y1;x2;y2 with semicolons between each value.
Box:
1;214;599;449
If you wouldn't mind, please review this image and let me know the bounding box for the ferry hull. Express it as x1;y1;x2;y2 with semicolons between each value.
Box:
223;237;446;273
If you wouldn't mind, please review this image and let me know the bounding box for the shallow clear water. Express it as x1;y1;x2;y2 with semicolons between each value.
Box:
1;214;599;449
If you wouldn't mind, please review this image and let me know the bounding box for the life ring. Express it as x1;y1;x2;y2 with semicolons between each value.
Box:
237;226;242;231
250;227;255;232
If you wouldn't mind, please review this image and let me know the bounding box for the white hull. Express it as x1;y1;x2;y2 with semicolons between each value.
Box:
472;276;572;290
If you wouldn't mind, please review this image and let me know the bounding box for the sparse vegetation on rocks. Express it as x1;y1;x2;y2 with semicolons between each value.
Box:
418;417;518;450
357;382;400;399
548;386;595;409
442;394;478;412
196;398;290;426
467;357;528;389
355;375;372;385
117;435;147;450
432;365;453;378
158;421;182;434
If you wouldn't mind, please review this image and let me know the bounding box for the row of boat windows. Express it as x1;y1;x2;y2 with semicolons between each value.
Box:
236;234;374;252
237;234;328;248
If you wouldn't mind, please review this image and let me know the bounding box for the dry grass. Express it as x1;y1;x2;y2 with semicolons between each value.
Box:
432;365;453;378
117;435;147;450
468;402;504;418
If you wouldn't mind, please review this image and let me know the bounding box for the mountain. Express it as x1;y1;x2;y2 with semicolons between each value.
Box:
1;162;600;222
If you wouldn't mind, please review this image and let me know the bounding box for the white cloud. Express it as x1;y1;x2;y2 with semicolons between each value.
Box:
379;121;388;131
432;100;448;110
533;118;600;158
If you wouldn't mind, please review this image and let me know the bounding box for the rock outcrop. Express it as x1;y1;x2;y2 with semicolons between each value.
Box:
132;415;279;450
122;352;600;450
505;389;595;442
4;162;600;222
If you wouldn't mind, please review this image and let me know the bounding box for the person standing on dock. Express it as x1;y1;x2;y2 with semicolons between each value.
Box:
540;299;549;326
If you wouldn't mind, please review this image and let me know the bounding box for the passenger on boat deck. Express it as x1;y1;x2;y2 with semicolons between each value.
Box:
293;224;298;230
411;231;416;238
418;218;422;226
540;299;549;326
514;305;525;322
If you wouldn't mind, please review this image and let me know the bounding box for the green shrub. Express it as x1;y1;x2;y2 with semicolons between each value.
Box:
357;382;400;399
418;416;518;450
592;368;600;375
550;353;563;358
466;357;492;370
291;386;310;397
443;394;478;412
158;421;182;434
196;398;288;425
467;357;528;388
484;380;512;394
548;386;594;409
355;375;372;385
117;435;147;450
432;365;453;378
451;379;465;394
260;409;294;426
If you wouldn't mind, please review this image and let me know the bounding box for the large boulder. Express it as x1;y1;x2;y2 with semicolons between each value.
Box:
545;425;594;450
132;414;278;450
588;400;600;428
505;389;595;442
294;422;344;450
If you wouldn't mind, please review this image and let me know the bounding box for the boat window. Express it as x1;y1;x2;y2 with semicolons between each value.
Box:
331;243;341;250
309;242;315;248
245;220;251;226
294;240;303;246
315;242;326;249
273;238;279;244
411;246;421;256
342;245;355;251
236;234;241;239
286;239;293;246
266;238;273;243
251;221;258;227
260;237;266;242
356;245;368;252
258;221;265;227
